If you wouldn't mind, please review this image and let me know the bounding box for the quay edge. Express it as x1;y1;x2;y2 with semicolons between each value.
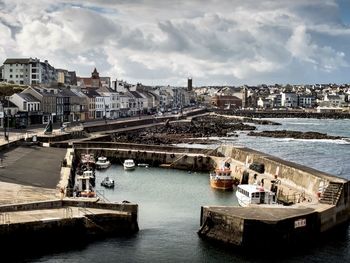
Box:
198;145;350;248
0;199;139;249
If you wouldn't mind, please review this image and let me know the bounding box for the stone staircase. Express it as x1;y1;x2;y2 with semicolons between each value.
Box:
319;182;344;205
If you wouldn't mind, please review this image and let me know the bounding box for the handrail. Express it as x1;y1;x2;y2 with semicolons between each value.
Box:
95;189;111;203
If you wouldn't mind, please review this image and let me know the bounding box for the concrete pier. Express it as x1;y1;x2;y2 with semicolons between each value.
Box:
0;145;139;250
198;206;318;248
0;199;138;248
198;145;350;248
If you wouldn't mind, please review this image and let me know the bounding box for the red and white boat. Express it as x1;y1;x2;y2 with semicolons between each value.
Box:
210;167;235;190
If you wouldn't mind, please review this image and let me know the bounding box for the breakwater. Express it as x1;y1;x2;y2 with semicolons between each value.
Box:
0;199;138;249
71;142;216;172
198;145;350;248
214;109;350;119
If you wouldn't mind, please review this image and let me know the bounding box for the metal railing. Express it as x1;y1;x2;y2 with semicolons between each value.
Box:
63;207;73;218
95;189;111;203
0;213;10;224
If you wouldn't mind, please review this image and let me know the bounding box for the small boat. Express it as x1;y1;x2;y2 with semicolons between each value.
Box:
81;153;95;165
101;177;115;188
210;167;235;190
236;184;276;207
96;156;111;169
123;159;136;170
137;163;149;168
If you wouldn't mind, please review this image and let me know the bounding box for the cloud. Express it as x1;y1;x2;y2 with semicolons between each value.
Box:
287;25;348;71
0;0;350;85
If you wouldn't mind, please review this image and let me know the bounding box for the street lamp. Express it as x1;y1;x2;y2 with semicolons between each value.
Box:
3;99;10;145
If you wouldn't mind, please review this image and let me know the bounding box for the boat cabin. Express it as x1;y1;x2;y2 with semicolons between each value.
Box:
236;184;275;207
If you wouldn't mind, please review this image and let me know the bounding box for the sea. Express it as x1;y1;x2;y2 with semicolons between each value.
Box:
23;118;350;262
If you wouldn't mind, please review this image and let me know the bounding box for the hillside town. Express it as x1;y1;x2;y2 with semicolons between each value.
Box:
1;57;350;128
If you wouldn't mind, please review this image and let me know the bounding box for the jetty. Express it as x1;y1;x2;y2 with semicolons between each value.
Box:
198;145;350;248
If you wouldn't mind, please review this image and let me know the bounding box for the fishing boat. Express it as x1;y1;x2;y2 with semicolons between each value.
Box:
210;167;235;190
80;153;96;169
236;184;276;207
101;176;115;188
96;156;111;169
123;159;136;170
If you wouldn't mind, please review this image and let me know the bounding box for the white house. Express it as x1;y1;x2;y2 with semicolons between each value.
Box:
10;93;40;112
323;94;343;107
281;92;298;108
257;97;272;108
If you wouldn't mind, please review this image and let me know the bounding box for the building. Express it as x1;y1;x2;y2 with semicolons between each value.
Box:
0;99;18;128
211;95;242;109
21;86;57;124
9;93;42;125
70;88;89;121
85;89;100;120
257;97;272;109
281;92;298;108
57;69;77;85
323;94;343;107
298;94;316;108
77;68;102;90
2;58;57;85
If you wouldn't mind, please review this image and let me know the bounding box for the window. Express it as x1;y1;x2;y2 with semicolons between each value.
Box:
9;75;12;78
10;69;12;72
23;102;27;111
16;75;18;78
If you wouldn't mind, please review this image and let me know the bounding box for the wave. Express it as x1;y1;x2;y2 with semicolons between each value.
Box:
287;122;321;126
275;138;350;144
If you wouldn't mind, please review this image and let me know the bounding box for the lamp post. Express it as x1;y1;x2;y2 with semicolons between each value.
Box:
3;99;10;146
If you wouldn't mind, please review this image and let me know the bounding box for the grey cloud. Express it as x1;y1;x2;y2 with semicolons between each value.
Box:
1;0;350;85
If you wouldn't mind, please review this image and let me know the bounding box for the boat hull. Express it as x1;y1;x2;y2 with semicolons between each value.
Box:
96;162;111;169
124;165;135;170
210;179;234;190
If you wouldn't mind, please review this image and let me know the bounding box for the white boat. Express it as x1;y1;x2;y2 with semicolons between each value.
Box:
96;156;111;169
137;163;149;168
236;184;276;207
101;177;115;188
123;159;136;170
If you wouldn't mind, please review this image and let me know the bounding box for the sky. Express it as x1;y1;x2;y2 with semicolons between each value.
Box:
1;0;350;86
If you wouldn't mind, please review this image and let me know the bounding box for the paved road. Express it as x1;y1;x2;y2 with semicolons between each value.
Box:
0;146;66;188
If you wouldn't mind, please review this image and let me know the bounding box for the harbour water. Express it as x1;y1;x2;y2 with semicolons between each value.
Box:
25;118;350;262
